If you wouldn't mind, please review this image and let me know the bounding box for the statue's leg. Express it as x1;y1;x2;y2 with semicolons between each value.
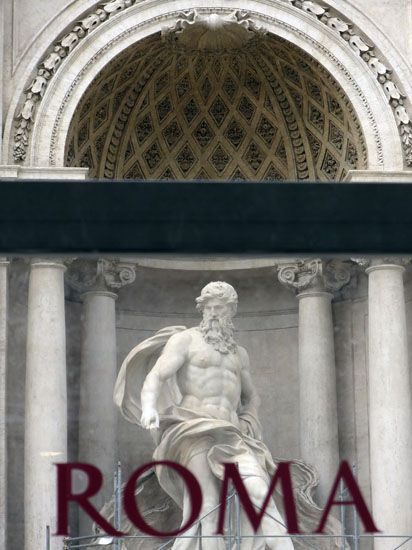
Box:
176;450;226;550
238;462;295;550
237;510;266;550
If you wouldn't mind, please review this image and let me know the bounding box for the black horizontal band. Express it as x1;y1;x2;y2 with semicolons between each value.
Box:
0;180;411;254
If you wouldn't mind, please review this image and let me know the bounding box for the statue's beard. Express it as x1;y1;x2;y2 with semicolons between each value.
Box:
199;315;237;354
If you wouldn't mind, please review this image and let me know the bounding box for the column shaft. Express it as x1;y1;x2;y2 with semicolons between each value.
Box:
0;259;9;550
298;291;339;503
367;264;412;546
79;291;118;534
25;260;67;550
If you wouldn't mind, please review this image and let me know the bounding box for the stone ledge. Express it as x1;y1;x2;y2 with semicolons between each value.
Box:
0;165;89;180
346;170;412;182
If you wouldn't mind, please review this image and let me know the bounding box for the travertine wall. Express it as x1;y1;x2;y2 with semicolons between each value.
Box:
340;0;412;57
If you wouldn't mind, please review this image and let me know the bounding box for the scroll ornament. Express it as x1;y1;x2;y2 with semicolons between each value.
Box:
278;258;352;294
66;259;136;293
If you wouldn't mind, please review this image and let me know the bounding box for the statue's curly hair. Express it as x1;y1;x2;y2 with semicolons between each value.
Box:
195;281;238;313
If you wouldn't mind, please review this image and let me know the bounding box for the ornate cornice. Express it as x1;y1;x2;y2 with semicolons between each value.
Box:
278;258;352;294
12;1;396;166
66;259;136;293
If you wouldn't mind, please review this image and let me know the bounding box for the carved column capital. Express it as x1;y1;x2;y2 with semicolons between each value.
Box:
277;258;352;296
66;259;136;294
30;258;73;271
352;257;411;274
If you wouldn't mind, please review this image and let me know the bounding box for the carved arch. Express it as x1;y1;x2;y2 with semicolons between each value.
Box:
2;0;406;171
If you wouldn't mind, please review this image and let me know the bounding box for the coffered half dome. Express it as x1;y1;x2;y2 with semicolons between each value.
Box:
65;30;367;181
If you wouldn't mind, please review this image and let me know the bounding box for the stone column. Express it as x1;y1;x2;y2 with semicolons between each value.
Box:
0;259;9;550
67;259;136;535
278;259;351;504
25;259;68;550
363;258;412;547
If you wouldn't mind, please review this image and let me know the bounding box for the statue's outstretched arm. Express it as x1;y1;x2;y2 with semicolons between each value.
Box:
140;331;190;430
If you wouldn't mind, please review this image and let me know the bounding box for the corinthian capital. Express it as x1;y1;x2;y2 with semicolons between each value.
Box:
66;259;136;293
277;258;352;295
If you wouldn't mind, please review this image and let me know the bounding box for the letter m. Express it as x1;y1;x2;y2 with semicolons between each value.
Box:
216;462;300;534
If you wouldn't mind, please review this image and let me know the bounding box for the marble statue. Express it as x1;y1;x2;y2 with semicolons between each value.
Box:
113;282;345;549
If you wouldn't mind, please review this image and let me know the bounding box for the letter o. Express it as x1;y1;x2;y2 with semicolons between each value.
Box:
123;460;202;537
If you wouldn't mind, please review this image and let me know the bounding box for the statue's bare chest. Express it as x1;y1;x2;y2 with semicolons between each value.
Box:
189;340;240;372
176;336;241;398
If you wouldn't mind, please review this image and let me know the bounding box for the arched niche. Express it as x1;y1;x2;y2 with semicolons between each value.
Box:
65;31;367;181
2;0;406;172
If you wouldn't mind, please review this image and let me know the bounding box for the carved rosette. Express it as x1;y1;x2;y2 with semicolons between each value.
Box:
66;259;136;294
278;258;352;295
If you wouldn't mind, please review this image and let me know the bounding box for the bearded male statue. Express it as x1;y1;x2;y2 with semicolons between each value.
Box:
113;282;345;549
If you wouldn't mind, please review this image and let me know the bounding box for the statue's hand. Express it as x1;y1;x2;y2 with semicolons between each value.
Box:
141;408;160;430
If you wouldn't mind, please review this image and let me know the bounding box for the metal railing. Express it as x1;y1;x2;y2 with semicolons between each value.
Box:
56;463;412;550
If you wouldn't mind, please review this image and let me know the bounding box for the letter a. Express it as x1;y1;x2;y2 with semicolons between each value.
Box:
55;463;123;536
217;462;300;534
316;461;379;533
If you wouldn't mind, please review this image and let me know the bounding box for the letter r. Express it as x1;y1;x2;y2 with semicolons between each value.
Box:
55;463;123;537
